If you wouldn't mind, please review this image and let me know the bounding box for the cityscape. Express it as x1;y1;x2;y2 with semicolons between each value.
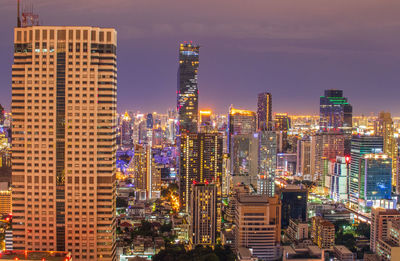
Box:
1;0;400;261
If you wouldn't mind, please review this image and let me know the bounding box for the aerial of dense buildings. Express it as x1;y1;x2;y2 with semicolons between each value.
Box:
0;1;400;261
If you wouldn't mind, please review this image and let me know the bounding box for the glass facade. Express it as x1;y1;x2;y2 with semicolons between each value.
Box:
177;43;199;134
319;89;352;133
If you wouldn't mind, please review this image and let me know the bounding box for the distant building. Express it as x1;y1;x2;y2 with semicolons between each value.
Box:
189;183;217;247
234;194;281;260
227;106;256;153
275;113;290;153
257;92;272;131
349;136;383;209
374;112;398;193
329;156;350;203
258;130;277;196
177;42;199;134
179;132;223;214
230;133;259;187
311;216;335;249
280;185;308;228
358;154;393;212
319;89;352;133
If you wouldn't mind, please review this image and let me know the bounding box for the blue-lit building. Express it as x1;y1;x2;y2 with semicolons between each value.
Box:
358;154;395;212
177;42;199;134
349;135;383;209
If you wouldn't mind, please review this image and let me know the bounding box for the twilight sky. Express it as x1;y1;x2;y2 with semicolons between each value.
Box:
1;0;400;115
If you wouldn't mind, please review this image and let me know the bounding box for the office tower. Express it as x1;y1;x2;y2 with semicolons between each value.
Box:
329;156;350;203
371;208;400;252
257;92;272;130
280;185;308;228
146;113;153;129
227;106;256;153
318;132;346;191
132;143;147;197
375;112;398;193
120;111;132;147
230;133;259;187
349;136;383;209
319;89;352;132
179;132;223;213
275;113;290;153
12;26;116;260
311;216;335;249
189;183;217;247
358;154;393;212
296;136;311;180
376;220;400;261
275;113;290;131
177;42;199;134
258;130;277;196
199;110;213;133
234;194;281;260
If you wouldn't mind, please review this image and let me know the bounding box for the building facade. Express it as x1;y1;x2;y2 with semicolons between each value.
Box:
177;42;199;134
234;194;281;260
257;92;272;131
319;89;352;133
189;183;217;247
11;26;117;260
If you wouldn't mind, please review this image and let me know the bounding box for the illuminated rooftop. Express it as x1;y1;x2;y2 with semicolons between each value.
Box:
229;107;255;116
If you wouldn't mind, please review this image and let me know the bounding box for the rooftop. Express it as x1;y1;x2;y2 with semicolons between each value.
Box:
0;250;71;261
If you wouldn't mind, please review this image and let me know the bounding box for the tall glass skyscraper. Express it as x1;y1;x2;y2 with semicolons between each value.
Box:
257;92;272;131
177;42;199;134
319;90;352;133
349;136;383;209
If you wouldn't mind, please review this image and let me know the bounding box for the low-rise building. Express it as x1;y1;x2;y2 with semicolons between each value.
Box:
311;216;335;249
333;245;354;261
286;218;309;242
376;220;400;261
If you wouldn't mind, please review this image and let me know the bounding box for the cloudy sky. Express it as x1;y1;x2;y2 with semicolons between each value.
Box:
1;0;400;115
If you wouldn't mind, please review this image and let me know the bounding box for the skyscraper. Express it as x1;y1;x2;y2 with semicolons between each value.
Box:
189;183;217;248
258;130;277;196
257;92;272;131
349;136;383;209
319;89;352;133
358;154;392;213
227;106;256;153
375;112;398;193
12;26;116;260
177;42;199;134
179;132;223;213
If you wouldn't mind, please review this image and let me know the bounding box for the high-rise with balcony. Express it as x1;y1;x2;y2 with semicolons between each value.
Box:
177;42;199;134
11;26;117;260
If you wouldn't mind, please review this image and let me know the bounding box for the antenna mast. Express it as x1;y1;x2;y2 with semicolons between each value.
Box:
17;0;21;27
21;1;39;27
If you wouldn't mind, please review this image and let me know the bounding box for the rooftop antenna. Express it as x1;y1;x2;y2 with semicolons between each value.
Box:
17;0;21;27
21;1;39;27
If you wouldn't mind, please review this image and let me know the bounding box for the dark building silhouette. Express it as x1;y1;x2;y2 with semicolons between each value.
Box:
280;186;308;228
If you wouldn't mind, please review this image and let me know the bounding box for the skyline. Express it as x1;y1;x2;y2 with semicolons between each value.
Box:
2;0;400;115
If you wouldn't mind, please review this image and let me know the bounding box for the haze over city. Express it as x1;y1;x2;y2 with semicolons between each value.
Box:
2;0;400;114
